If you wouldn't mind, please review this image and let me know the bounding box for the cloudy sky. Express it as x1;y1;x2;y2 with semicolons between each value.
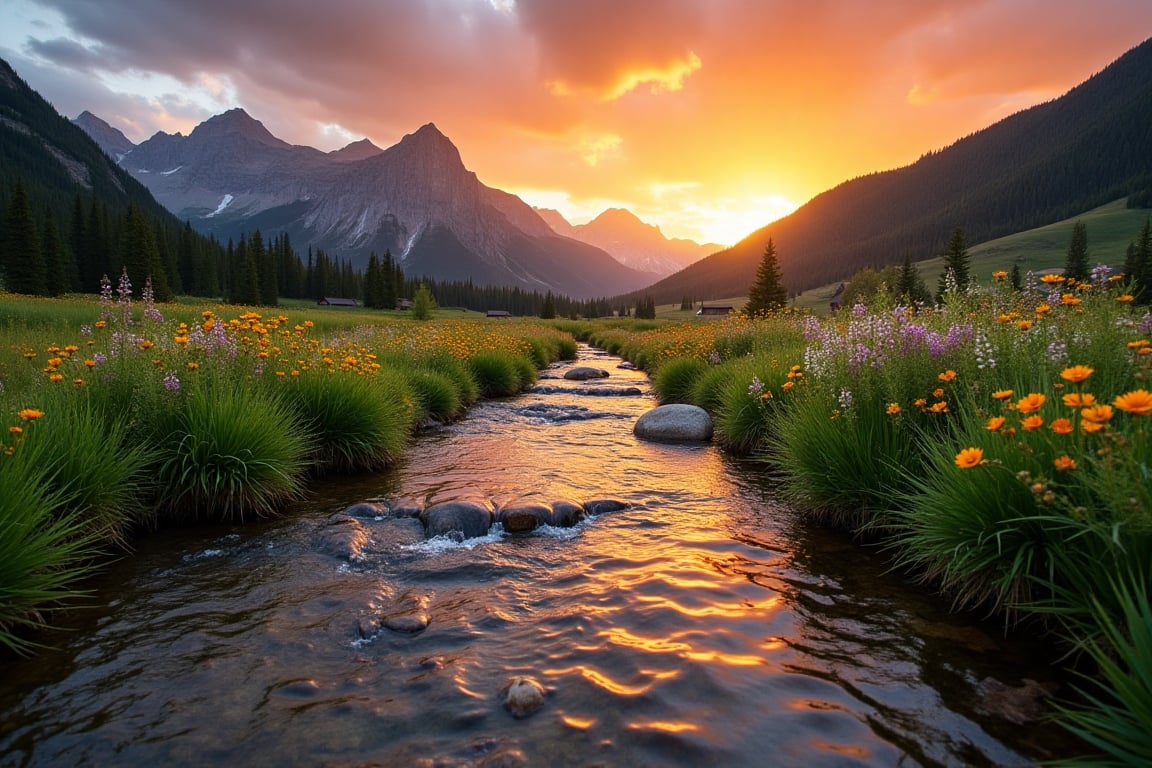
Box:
2;0;1150;245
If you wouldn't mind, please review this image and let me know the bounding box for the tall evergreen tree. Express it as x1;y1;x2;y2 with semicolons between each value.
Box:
252;230;277;306
363;252;384;308
40;210;68;296
894;253;930;305
936;226;971;300
1063;220;1090;282
1010;263;1023;292
540;290;556;319
1;179;46;295
1124;217;1152;304
744;238;788;316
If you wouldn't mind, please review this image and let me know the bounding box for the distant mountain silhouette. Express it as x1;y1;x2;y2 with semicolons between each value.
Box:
632;36;1152;303
89;111;650;298
548;207;718;277
71;110;135;160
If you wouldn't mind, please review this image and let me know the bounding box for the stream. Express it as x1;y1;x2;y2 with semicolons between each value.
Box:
0;346;1081;767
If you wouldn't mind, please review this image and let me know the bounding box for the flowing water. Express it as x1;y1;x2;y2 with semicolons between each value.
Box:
0;347;1080;767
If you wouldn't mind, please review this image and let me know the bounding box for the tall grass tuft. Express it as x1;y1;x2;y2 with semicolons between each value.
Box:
409;368;464;423
156;384;310;522
651;357;708;404
511;353;540;390
0;436;104;653
421;351;480;406
468;350;525;397
1051;570;1152;767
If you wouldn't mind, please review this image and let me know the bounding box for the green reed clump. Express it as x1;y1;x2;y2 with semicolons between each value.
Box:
420;351;480;406
511;353;540;390
651;357;708;404
277;367;415;473
467;350;526;397
0;407;111;653
1051;570;1152;767
408;368;464;423
155;384;310;522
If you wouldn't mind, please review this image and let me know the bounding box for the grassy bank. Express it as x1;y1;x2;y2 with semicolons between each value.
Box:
574;278;1151;765
0;290;576;653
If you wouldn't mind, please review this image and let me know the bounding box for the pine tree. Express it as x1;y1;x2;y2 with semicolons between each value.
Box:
894;254;930;306
936;226;970;301
744;238;787;316
540;290;556;319
2;179;47;295
1063;221;1089;282
1124;217;1152;304
364;252;385;308
411;283;436;320
40;211;67;296
1010;263;1023;292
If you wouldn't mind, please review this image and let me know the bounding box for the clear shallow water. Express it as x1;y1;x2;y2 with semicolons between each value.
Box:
0;347;1079;767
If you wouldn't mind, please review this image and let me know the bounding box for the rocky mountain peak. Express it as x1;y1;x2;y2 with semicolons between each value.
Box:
190;107;286;147
329;137;383;162
72;110;136;159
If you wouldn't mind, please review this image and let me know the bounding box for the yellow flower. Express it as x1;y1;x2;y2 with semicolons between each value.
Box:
72;378;85;387
17;409;44;421
1082;420;1105;434
49;373;64;383
1015;393;1046;414
94;320;106;328
1050;418;1073;435
1081;405;1114;424
1116;294;1134;303
1035;304;1051;315
782;381;795;391
886;402;901;415
138;339;154;350
1060;293;1081;306
1040;274;1065;284
1017;319;1033;331
992;270;1008;280
1060;365;1094;383
84;359;96;368
186;362;200;370
929;401;948;413
1021;415;1044;431
1113;389;1152;416
933;387;945;398
760;391;772;400
914;398;927;408
174;335;189;345
955;447;984;469
992;389;1014;401
1128;339;1149;350
938;370;957;382
986;416;1005;431
9;426;23;435
1053;455;1077;472
1063;392;1096;408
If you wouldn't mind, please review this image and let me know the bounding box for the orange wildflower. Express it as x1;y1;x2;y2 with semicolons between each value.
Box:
1050;418;1073;435
938;370;957;382
1081;405;1114;424
1015;393;1046;414
992;389;1014;401
955;447;984;469
986;416;1006;431
1113;389;1152;416
886;402;901;415
1059;365;1094;383
1053;455;1077;472
1021;415;1045;431
1063;392;1096;408
17;409;43;421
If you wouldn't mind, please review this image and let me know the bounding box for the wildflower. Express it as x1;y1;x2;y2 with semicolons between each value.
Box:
992;270;1008;280
955;447;984;469
18;409;44;421
992;389;1014;401
72;378;84;386
838;388;853;410
914;398;927;408
49;373;64;383
1128;339;1150;350
1050;418;1074;435
1040;274;1065;284
1060;365;1094;383
1060;293;1081;306
760;391;773;401
1017;320;1033;331
1082;420;1105;434
1015;393;1046;414
886;402;901;415
1116;294;1134;303
1063;392;1096;408
928;401;948;413
1021;415;1045;431
938;370;957;382
93;352;107;365
986;416;1005;431
138;339;154;350
1081;405;1114;424
186;362;200;370
932;388;945;399
162;373;181;393
1053;455;1077;472
747;376;764;397
782;381;795;391
9;426;23;435
1113;389;1152;416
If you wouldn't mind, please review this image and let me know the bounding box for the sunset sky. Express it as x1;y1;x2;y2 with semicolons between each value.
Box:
3;0;1151;245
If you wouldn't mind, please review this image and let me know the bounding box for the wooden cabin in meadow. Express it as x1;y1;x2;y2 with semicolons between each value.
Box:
695;305;733;318
317;297;358;307
486;309;511;318
395;298;413;310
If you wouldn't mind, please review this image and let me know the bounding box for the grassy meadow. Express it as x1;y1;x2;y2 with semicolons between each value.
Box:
3;264;1151;763
0;287;575;653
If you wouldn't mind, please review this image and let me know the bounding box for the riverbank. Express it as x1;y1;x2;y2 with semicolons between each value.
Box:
559;277;1151;766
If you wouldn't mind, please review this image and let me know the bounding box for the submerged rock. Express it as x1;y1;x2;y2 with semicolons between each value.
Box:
503;676;546;718
529;384;643;397
496;503;550;533
634;404;714;442
422;500;493;540
315;517;369;560
383;593;432;633
550;500;585;527
976;677;1059;724
339;501;389;519
563;366;610;381
583;499;628;516
617;361;638;370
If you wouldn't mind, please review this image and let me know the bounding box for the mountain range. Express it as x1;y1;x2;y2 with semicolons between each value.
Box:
631;36;1152;304
73;110;682;299
535;207;719;276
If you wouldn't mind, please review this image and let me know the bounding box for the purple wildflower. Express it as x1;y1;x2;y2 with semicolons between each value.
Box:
162;372;181;393
748;376;764;397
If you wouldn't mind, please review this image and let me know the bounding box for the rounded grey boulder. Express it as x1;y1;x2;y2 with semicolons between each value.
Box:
496;503;550;533
421;500;493;539
633;404;714;442
563;366;609;381
504;676;546;718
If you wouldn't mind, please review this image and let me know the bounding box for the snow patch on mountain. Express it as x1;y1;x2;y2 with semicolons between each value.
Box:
206;194;234;217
